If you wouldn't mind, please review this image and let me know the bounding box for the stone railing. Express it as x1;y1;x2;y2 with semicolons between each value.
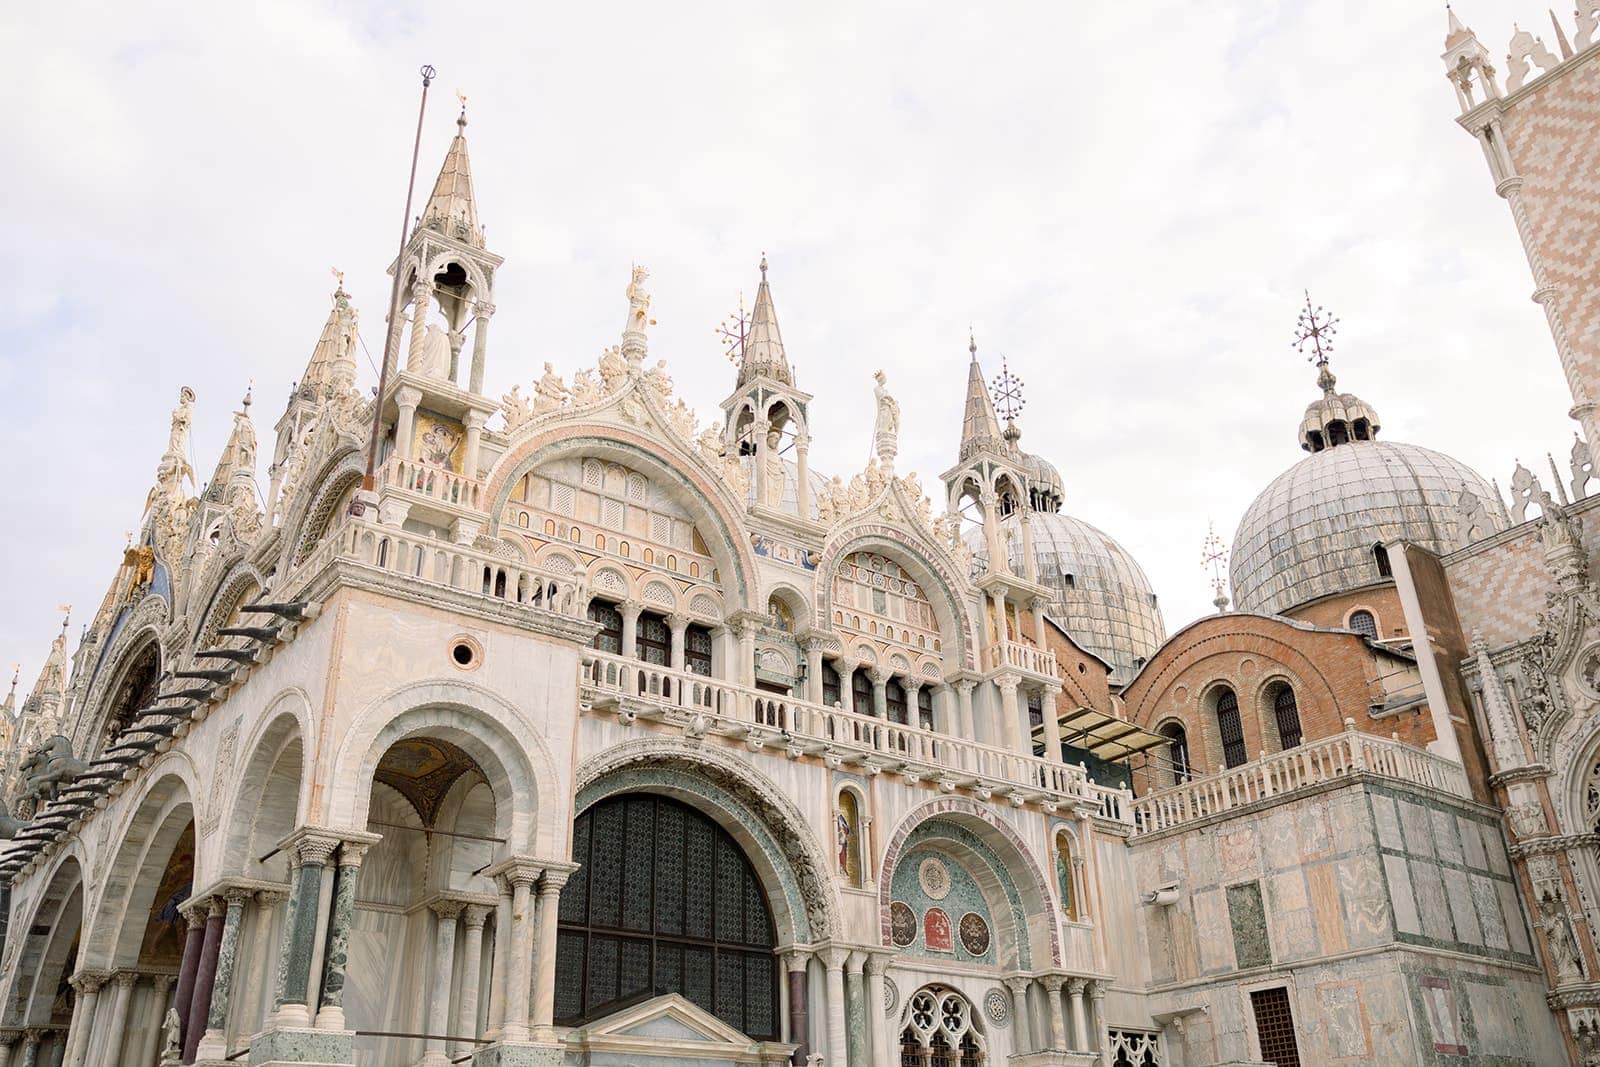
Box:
580;649;1132;820
286;515;587;618
1130;721;1470;835
381;456;486;511
992;639;1058;679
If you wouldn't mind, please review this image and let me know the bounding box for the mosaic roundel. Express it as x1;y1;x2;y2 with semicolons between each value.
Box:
918;856;951;900
884;975;899;1016
959;911;991;956
984;987;1010;1026
890;901;917;947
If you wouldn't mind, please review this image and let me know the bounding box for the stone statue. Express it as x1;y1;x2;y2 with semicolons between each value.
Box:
412;324;453;380
570;369;602;406
763;430;785;509
695;426;724;467
669;399;696;440
625;266;652;335
645;360;674;407
533;362;570;414
20;736;88;807
598;346;628;394
816;482;837;525
1541;892;1585;981
167;386;196;459
872;369;900;468
721;452;748;499
1452;484;1493;550
1572;434;1594;502
160;1006;183;1064
0;799;27;839
830;475;852;519
500;384;532;433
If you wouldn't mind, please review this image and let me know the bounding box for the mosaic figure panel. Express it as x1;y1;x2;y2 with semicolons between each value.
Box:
837;790;864;888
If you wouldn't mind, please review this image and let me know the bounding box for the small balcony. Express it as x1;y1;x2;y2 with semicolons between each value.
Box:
380;455;487;513
1129;723;1470;836
988;639;1058;680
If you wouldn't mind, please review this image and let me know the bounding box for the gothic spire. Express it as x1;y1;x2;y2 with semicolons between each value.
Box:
298;281;359;399
20;613;70;736
420;103;485;249
204;387;259;506
958;333;1006;462
739;255;792;386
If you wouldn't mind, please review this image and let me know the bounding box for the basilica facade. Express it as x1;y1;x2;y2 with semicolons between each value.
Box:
2;8;1600;1067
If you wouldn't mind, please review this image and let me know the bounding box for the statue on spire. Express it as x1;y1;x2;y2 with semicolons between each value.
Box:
872;370;900;469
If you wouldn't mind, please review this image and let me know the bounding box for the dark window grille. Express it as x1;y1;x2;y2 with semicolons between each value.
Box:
1373;543;1392;578
1249;986;1301;1066
1348;610;1377;639
917;686;935;730
1028;690;1045;758
1216;688;1246;768
852;669;874;716
589;600;623;654
637;612;671;666
822;662;842;707
1273;687;1303;750
1162;723;1191;782
886;679;908;725
685;625;713;676
557;794;777;1037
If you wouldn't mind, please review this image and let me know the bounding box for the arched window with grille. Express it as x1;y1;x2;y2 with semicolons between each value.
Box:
899;987;985;1067
1161;722;1191;783
1348;610;1377;639
556;794;777;1037
822;662;842;708
917;686;935;731
852;669;874;716
886;679;909;725
588;600;623;654
1215;687;1246;768
1271;684;1303;750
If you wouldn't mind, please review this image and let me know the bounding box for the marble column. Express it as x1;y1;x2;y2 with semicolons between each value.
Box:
184;899;227;1062
462;412;486;481
423;901;463;1067
795;435;812;518
863;955;889;1067
531;869;570;1041
1067;978;1089;1051
455;906;490;1055
782;950;810;1066
1003;978;1032;1053
195;892;250;1059
752;418;771;506
1041;976;1067;1051
1030;596;1050;649
503;867;539;1041
96;973;138;1065
820;948;848;1067
275;837;336;1028
63;974;101;1067
803;641;825;705
955;681;976;742
246;890;286;1032
17;1032;39;1067
394;385;424;464
996;675;1022;753
1040;685;1063;764
668;613;689;674
486;880;512;1039
315;842;369;1030
171;907;206;1054
620;600;642;661
138;976;176;1067
843;952;867;1067
870;668;889;720
406;280;430;372
1088;981;1110;1067
0;1031;17;1067
468;301;494;394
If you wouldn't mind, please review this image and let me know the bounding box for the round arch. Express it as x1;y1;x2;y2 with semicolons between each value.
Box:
81;771;197;973
575;739;841;944
879;797;1060;968
283;451;364;569
76;623;165;761
482;426;759;607
329;680;562;857
5;851;85;1028
815;530;976;671
192;560;268;649
220;693;313;882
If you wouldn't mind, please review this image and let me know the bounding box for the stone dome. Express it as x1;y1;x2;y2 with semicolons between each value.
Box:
969;511;1167;681
1231;439;1507;616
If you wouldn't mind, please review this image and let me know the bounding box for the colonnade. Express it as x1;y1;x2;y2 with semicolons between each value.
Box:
1002;974;1111;1063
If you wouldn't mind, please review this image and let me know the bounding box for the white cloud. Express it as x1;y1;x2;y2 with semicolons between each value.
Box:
0;0;1575;685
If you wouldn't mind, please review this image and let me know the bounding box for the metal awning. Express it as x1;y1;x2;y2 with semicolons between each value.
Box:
1035;705;1169;762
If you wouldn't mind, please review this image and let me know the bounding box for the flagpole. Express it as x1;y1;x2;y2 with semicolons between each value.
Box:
356;63;436;509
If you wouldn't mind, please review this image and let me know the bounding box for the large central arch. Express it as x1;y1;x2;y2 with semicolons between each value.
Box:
575;739;841;945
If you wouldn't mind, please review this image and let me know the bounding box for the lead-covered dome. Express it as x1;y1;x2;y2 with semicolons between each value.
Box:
969;511;1167;681
1232;360;1506;616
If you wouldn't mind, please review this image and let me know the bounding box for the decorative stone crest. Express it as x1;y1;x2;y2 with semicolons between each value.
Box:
984;987;1010;1026
917;856;951;900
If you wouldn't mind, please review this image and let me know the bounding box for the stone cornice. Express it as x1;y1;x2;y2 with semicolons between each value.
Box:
1510;831;1600;859
1489;763;1555;788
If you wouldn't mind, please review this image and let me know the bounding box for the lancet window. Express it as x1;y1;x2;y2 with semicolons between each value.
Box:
899;987;985;1067
1215;687;1246;769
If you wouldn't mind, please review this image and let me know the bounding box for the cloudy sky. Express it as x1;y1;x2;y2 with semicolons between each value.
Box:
0;1;1579;689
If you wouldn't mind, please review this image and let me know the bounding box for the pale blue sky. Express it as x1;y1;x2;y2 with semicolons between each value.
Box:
0;1;1577;686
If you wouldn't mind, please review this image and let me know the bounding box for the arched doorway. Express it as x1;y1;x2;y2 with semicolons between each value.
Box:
7;857;85;1065
351;734;500;1067
555;793;778;1039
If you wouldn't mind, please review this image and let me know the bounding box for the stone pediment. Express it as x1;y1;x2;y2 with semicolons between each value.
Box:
567;993;797;1064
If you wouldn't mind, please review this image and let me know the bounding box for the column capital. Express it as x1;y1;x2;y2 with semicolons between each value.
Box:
1029;595;1050;612
208;896;229;918
843;950;867;975
220;887;254;908
255;887;289;908
817;945;851;970
483;855;545;889
1040;974;1066;993
667;612;691;633
869;665;892;685
277;825;381;867
1087;979;1107;1001
429;898;465;921
621;598;644;619
540;861;580;893
180;899;210;927
994;673;1022;695
473;300;497;319
112;970;140;990
1003;975;1031;995
151;973;177;995
20;1031;42;1048
394;383;424;409
462;904;492;930
462;410;488;431
68;971;106;994
338;840;373;868
862;951;893;977
954;678;977;696
1066;976;1088;995
780;946;814;972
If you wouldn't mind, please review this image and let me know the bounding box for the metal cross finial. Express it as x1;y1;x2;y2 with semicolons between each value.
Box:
1292;290;1339;368
717;291;750;365
991;355;1025;423
1201;524;1230;612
